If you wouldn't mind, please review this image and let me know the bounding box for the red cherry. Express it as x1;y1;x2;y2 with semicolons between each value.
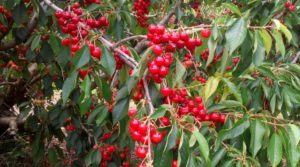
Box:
161;87;172;96
91;47;101;59
285;2;292;8
131;131;142;141
155;56;164;66
161;33;170;43
152;45;163;55
137;163;146;167
128;108;137;117
288;5;295;11
194;96;202;103
151;132;163;144
180;32;189;41
201;29;211;38
170;32;179;42
156;25;165;35
172;160;178;167
159;117;171;126
135;147;147;159
199;109;206;117
138;123;148;136
62;38;70;46
148;63;159;74
148;24;156;34
195;38;203;46
159;66;169;77
129;118;140;130
210;112;220;122
219;114;226;124
79;69;88;80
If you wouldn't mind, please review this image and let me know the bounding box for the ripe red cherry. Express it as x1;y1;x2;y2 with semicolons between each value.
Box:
135;147;147;159
201;29;211;38
137;163;146;167
210;112;220;122
91;47;101;59
79;69;88;80
172;160;178;167
148;24;156;34
219;114;226;124
152;45;163;55
155;56;164;66
288;5;295;11
129;118;140;130
138;123;148;136
62;38;70;46
160;117;171;126
161;87;172;96
180;32;189;41
156;25;165;35
131;131;142;141
194;96;202;103
233;57;240;65
151;132;163;144
148;63;159;74
285;2;292;8
128;108;137;117
159;66;169;77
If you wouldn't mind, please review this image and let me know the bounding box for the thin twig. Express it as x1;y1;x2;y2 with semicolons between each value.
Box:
158;0;182;26
113;35;147;48
99;36;138;68
291;51;300;64
43;0;64;12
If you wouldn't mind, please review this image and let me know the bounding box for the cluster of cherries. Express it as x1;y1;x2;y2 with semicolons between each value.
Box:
0;5;12;34
55;2;109;57
192;74;207;84
161;87;225;124
285;2;296;11
114;46;131;69
146;25;209;83
15;44;29;57
133;0;151;27
131;80;144;102
97;145;115;167
129;118;165;145
85;0;101;5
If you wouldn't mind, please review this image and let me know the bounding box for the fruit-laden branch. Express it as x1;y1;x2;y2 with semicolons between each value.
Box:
134;0;182;53
43;0;138;69
0;13;37;51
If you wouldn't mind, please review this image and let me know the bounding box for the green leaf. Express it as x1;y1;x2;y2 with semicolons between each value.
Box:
204;76;221;100
112;97;129;124
165;123;179;151
31;35;41;51
206;38;218;67
149;107;167;120
223;3;242;16
212;147;226;166
100;79;112;102
253;31;265;66
62;71;78;105
287;124;300;145
80;75;91;99
267;133;282;167
250;120;266;157
233;32;253;77
96;107;109;125
49;35;61;54
178;133;190;167
259;29;272;54
216;118;250;149
100;46;116;76
222;78;242;103
272;30;285;57
175;58;186;85
191;128;211;166
220;47;229;74
72;45;91;70
273;19;292;42
225;18;247;54
12;2;27;24
154;141;173;167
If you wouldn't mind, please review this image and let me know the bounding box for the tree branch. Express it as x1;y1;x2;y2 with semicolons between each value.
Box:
112;35;147;48
0;13;37;51
291;51;300;64
43;0;64;12
158;0;182;26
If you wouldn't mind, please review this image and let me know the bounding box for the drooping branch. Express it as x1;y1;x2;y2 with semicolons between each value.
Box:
99;37;138;68
0;13;37;51
112;35;147;48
